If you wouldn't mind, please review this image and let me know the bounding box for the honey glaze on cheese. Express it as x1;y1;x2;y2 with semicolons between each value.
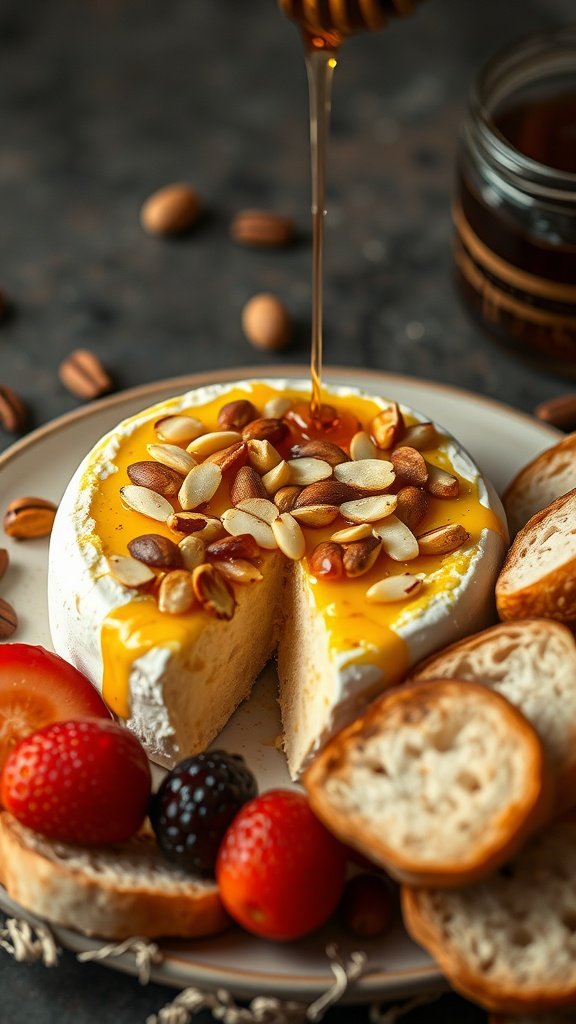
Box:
84;381;505;720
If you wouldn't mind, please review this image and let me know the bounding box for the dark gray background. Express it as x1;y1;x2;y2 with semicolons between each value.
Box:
0;0;573;1020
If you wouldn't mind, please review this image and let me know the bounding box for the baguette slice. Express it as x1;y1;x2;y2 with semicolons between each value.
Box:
0;812;229;940
406;619;576;813
402;814;576;1014
502;432;576;538
304;680;551;888
496;489;576;624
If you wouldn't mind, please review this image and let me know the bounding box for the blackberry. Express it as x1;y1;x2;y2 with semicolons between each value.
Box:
149;750;257;876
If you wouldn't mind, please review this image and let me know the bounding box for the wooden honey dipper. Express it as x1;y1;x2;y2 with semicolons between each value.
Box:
279;0;417;46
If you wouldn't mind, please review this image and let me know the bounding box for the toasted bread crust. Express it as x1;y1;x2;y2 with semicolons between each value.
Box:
0;813;229;940
502;432;576;538
304;680;551;888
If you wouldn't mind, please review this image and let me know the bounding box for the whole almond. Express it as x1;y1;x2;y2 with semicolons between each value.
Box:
390;447;428;487
207;534;261;560
128;533;183;569
192;563;236;620
274;485;302;514
140;182;201;236
158;569;197;614
59;349;112;399
127;460;183;498
0;386;27;433
178;462;222;510
3;497;58;539
425;462;460;499
120;485;173;523
395;486;429;531
230;465;268;505
366;574;423;604
290;440;349;467
217;399;257;432
0;597;17;638
343;536;382;578
308;541;344;581
417;522;470;556
230;209;295;248
207;441;248;474
106;554;156;589
294;480;359;509
154;414;205;444
370;403;405;451
291;503;340;528
0;547;8;581
241;294;293;352
242;417;290;445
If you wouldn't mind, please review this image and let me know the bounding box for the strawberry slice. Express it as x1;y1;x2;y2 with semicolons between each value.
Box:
0;643;111;775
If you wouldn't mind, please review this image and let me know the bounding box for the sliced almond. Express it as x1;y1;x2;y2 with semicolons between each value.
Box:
262;396;292;419
167;511;223;541
178;462;222;510
330;522;373;543
287;457;333;487
235;498;279;525
417;522;470;555
274;485;302;514
207;533;261;560
272;513;306;561
192;563;236;619
340;494;397;524
221;507;277;549
403;422;440;451
370;402;405;450
395;486;429;531
247;439;283;475
350;431;379;461
217;399;256;432
147;443;197;476
343;536;382;578
425;461;460;499
334;459;395;493
366;573;423;604
294;480;359;509
230;465;268;505
127;460;184;498
128;533;183;569
207;441;248;474
390;447;428;487
215;558;264;584
291;504;339;528
373;515;419;561
186;430;242;460
106;554;155;588
308;541;344;580
262;460;291;495
120;485;173;523
158;569;197;614
289;439;349;467
154;414;205;444
178;535;206;571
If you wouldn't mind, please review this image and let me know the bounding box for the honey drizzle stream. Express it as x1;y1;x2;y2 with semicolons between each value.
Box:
304;39;338;419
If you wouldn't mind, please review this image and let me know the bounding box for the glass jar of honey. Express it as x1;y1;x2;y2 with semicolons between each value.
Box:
453;26;576;371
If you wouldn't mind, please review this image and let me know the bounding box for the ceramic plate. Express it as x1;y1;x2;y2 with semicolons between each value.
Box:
0;366;561;1004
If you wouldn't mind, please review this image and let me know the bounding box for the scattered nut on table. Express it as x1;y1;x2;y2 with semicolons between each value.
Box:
140;182;201;236
0;385;27;433
59;348;113;400
3;496;58;540
241;293;293;352
230;209;295;248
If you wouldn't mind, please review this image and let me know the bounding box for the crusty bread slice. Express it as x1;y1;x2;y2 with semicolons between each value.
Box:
406;619;576;812
495;489;576;625
0;812;229;940
304;680;551;888
402;814;576;1014
502;432;576;538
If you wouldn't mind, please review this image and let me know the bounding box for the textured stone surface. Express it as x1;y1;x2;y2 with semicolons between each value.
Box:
0;0;573;1019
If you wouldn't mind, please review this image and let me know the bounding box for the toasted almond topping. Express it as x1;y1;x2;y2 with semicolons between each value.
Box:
290;439;349;467
425;461;460;499
366;573;423;604
287;457;333;486
120;485;173;522
235;498;279;525
340;494;397;524
370;403;405;450
395;486;429;531
167;511;223;541
147;443;197;476
272;513;306;560
390;446;428;488
308;541;344;580
242;417;289;445
247;438;283;475
230;465;268;505
128;533;183;569
186;430;243;460
158;569;197;614
373;515;419;560
217;399;257;432
215;558;264;584
330;522;373;543
207;533;261;560
417;522;470;555
262;460;291;495
294;479;359;509
291;503;340;528
334;459;395;493
127;460;184;498
178;535;207;571
343;536;382;578
154;414;205;444
274;485;302;514
403;421;440;451
349;430;379;461
106;554;155;588
178;462;222;510
207;441;248;474
192;563;236;619
262;396;292;419
221;507;278;549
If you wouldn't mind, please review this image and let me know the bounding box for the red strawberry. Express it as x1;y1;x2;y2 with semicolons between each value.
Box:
1;718;151;845
216;789;347;940
0;644;111;776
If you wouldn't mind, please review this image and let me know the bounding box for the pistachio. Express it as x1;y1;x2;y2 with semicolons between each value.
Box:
217;399;257;432
127;460;183;498
3;497;58;539
308;541;344;581
192;563;236;620
128;533;183;569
